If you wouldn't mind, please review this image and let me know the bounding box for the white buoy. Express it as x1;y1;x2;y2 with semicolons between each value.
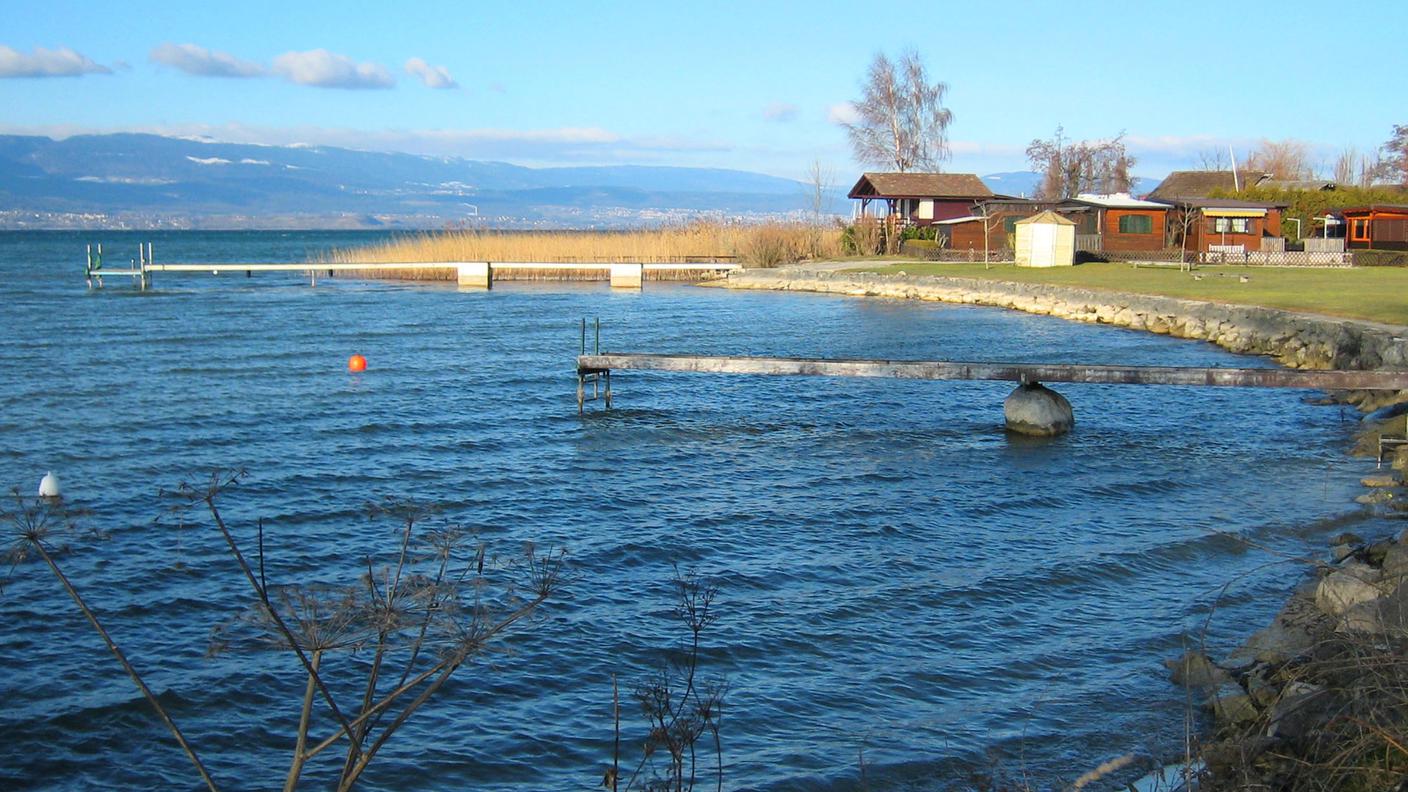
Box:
38;471;61;498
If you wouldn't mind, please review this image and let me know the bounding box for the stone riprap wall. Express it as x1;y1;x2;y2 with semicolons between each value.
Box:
718;269;1408;373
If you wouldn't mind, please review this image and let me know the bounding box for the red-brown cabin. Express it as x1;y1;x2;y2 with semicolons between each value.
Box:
1059;194;1169;253
1340;205;1408;251
847;172;995;226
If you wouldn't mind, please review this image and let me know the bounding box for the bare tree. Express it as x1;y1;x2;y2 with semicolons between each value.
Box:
804;159;834;223
803;160;836;259
843;50;953;172
1333;146;1360;184
1026;127;1136;199
1246;138;1313;180
1379;124;1408;187
1361;152;1384;187
1195;148;1231;171
977;202;1005;268
1174;207;1201;270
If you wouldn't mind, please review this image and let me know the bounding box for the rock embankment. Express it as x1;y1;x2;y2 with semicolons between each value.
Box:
718;268;1408;373
1168;514;1408;788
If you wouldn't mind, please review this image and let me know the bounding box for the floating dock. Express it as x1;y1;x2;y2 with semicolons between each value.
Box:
84;243;738;290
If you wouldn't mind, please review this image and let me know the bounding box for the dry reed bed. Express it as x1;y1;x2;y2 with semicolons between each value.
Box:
328;223;844;279
343;266;736;282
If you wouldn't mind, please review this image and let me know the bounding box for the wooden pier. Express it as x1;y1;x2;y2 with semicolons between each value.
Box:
84;244;738;290
575;353;1408;429
575;354;1408;391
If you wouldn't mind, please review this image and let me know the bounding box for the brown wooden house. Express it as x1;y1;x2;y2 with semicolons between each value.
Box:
1160;198;1285;254
935;199;1082;251
1340;205;1408;250
1060;194;1169;252
847;172;995;226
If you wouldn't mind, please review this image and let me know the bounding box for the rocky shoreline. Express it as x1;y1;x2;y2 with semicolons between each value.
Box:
713;266;1408;788
712;268;1408;374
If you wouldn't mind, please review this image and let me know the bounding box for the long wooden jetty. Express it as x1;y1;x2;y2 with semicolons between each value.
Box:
574;353;1408;424
83;243;737;290
576;354;1408;390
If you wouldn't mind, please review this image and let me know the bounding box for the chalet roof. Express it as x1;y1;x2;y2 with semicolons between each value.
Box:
848;172;994;200
1339;205;1408;216
1015;210;1075;226
1146;170;1271;202
1067;192;1169;210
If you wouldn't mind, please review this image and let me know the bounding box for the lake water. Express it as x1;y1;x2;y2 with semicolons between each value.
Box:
0;230;1389;790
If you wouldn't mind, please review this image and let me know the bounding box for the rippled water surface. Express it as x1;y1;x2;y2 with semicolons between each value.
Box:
0;230;1389;790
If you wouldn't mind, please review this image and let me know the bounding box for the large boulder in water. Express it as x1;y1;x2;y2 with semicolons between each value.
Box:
1004;382;1074;436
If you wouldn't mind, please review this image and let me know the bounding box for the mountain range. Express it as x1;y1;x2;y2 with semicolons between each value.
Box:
0;134;1158;229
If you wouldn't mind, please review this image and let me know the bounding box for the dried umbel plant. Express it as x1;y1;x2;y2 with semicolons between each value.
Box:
608;569;727;792
1;489;219;791
165;471;566;791
4;473;564;792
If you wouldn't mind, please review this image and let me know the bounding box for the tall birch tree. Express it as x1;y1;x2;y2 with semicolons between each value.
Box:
843;51;953;172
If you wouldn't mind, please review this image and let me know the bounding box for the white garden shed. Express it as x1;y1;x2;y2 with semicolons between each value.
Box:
1014;210;1076;267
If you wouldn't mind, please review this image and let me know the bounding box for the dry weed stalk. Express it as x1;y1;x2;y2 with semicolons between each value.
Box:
1;489;220;791
173;473;565;791
609;570;726;792
3;473;564;792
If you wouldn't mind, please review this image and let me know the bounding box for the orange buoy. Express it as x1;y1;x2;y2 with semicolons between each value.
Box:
348;354;367;373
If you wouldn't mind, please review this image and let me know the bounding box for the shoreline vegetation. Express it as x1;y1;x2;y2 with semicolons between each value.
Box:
327;223;846;277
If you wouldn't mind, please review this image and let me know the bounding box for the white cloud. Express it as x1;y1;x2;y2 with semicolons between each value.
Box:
404;57;457;89
76;175;175;185
826;102;858;125
763;102;799;122
150;43;263;78
0;45;110;78
271;49;394;89
239;158;270;165
186;155;232;165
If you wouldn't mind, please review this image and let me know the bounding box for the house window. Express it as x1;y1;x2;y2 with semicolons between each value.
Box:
1117;214;1154;234
1003;217;1019;235
1351;218;1371;242
1213;217;1251;234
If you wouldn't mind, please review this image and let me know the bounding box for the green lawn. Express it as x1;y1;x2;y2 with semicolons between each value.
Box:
845;261;1408;327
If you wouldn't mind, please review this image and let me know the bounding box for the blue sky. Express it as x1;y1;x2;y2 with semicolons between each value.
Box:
2;0;1403;182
